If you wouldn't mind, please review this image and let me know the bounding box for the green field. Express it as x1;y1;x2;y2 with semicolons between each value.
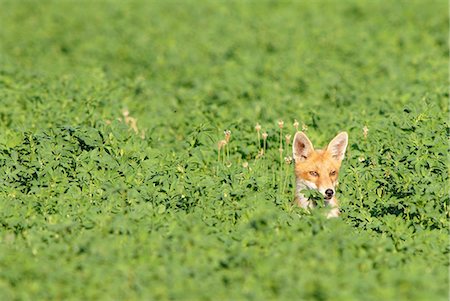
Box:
0;0;448;300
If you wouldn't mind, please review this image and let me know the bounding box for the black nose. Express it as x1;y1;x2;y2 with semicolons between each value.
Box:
325;189;334;198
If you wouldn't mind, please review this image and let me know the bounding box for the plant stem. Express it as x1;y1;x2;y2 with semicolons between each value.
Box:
279;127;283;194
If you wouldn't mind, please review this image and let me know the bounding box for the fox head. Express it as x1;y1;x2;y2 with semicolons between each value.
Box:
292;131;348;204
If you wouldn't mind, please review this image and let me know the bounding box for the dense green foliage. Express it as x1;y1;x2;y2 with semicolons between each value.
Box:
0;0;448;300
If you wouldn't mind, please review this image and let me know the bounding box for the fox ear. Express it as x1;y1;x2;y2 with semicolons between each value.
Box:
327;132;348;161
293;132;314;161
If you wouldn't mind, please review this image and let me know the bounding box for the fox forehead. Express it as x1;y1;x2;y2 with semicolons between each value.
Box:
294;149;341;172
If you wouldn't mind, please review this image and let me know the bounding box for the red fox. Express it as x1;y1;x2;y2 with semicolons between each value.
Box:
292;131;348;218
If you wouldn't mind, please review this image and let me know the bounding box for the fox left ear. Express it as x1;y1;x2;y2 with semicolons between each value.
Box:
292;132;314;162
327;132;348;161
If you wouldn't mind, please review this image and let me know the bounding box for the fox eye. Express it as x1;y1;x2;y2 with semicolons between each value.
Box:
309;171;319;177
330;170;337;176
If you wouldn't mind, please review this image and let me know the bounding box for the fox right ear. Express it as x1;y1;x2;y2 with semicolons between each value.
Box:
327;132;348;161
292;132;314;162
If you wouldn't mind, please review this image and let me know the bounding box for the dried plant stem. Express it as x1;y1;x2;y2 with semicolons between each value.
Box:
257;131;261;151
223;146;226;165
278;123;283;195
282;161;290;195
223;130;231;165
279;127;283;172
262;132;268;156
255;123;261;149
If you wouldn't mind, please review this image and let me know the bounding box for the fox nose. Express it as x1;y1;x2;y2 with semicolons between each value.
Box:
325;189;334;199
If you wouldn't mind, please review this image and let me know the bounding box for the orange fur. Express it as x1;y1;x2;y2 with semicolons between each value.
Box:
292;131;348;218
